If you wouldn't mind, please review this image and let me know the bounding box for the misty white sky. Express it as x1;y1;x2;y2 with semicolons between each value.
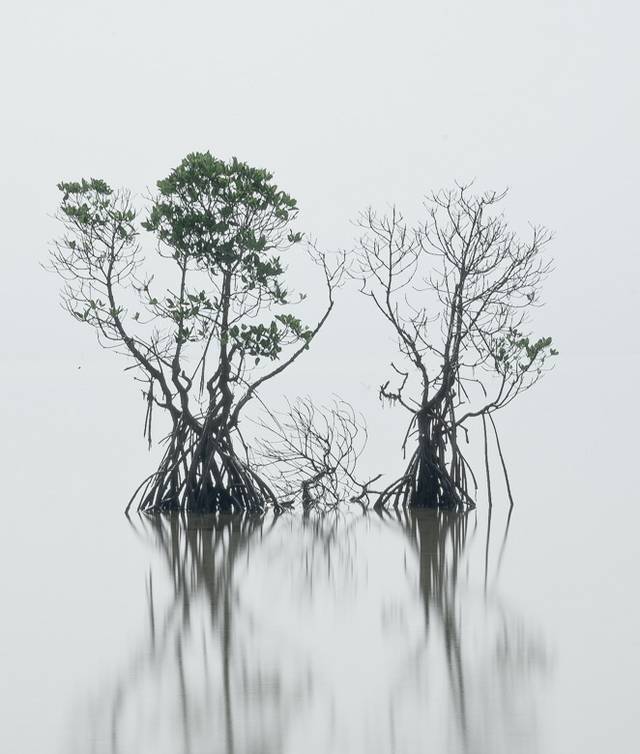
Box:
1;3;640;753
3;0;638;352
2;0;639;516
1;0;638;499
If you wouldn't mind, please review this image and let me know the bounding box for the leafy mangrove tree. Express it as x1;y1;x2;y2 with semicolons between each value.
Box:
354;186;557;509
50;152;343;513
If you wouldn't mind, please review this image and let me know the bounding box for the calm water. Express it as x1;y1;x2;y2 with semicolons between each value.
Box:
4;0;640;748
2;358;640;753
65;509;549;754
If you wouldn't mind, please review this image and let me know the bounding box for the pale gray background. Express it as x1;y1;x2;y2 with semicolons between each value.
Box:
1;1;639;752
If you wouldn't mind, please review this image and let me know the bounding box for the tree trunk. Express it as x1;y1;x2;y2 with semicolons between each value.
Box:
415;415;440;508
131;416;276;514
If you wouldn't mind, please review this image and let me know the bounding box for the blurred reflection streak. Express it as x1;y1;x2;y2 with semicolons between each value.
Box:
69;508;549;754
380;507;551;754
297;508;359;593
77;512;309;754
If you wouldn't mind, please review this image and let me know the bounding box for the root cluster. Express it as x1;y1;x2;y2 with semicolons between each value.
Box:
128;421;275;514
376;418;476;510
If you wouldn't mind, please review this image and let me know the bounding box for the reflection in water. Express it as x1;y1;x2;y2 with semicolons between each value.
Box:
69;510;549;754
381;508;549;753
80;513;308;754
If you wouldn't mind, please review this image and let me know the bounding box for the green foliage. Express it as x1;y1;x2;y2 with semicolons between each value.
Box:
159;290;217;343
139;151;311;361
54;151;316;381
142;152;300;305
58;178;112;198
57;179;136;236
227;314;313;360
494;328;558;374
274;313;313;343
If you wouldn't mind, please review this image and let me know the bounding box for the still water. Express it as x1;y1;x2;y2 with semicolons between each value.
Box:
65;509;549;754
2;489;639;754
2;360;640;753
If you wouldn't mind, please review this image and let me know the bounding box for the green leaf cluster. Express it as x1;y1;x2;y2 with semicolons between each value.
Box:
142;152;301;304
54;152;315;378
57;178;136;236
494;327;558;373
274;313;313;343
227;313;312;361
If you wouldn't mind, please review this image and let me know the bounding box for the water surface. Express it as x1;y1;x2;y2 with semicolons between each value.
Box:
62;509;549;754
2;361;639;754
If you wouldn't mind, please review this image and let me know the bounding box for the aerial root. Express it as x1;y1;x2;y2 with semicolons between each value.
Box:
375;423;476;511
128;424;276;514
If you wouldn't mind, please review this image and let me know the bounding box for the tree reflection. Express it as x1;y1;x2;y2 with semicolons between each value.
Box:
70;508;549;754
382;507;550;754
76;512;312;754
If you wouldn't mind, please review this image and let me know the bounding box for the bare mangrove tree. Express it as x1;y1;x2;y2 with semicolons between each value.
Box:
354;186;557;509
50;152;343;513
253;398;378;509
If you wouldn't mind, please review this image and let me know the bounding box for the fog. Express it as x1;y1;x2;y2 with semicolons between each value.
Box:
1;2;639;752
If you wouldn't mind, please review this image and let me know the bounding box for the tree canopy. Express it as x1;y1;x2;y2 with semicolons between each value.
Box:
354;186;557;508
51;152;343;512
50;160;555;513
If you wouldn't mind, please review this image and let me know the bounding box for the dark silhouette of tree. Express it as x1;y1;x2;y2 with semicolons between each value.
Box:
50;153;344;512
354;186;557;509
